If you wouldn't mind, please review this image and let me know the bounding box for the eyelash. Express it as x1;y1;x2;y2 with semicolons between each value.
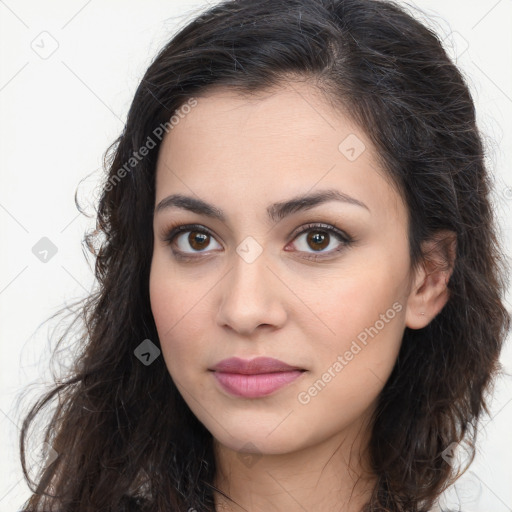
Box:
161;222;354;262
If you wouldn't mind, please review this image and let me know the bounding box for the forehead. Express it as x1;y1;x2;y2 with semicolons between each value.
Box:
154;81;406;224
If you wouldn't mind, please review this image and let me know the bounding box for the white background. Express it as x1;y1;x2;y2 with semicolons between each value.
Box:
0;1;511;510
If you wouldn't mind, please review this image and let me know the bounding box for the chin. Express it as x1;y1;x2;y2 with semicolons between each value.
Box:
214;430;303;456
207;412;316;455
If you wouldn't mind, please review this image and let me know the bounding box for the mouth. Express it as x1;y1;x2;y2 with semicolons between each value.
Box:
209;356;307;398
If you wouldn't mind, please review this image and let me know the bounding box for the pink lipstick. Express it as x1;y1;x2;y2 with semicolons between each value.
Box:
209;356;305;398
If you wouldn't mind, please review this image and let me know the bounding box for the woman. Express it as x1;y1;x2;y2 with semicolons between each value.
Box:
19;0;510;510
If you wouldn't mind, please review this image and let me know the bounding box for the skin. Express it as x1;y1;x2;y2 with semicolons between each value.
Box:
149;80;454;511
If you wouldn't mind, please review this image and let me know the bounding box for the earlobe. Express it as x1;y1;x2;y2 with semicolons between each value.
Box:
405;230;457;330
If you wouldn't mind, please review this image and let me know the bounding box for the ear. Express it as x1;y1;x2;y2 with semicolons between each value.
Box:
405;230;457;330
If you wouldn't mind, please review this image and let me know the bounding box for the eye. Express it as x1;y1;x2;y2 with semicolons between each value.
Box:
286;223;353;260
161;222;354;261
162;224;222;259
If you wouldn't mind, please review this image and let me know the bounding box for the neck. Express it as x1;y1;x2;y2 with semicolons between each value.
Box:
211;421;376;512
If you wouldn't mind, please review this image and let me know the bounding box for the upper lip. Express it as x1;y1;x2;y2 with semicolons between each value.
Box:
210;357;304;375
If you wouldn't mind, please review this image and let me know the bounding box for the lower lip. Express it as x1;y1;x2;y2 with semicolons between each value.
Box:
212;370;304;398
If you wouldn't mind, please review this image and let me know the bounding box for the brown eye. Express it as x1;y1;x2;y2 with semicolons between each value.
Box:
171;228;221;254
187;231;211;251
288;223;353;260
305;230;330;251
163;222;353;262
162;224;222;259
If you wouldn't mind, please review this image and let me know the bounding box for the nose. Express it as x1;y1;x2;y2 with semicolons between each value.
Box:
216;250;288;336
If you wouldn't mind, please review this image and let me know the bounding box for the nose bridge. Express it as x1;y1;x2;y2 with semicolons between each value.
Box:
216;245;286;333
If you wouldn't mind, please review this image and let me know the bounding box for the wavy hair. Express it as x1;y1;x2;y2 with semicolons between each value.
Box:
19;0;510;511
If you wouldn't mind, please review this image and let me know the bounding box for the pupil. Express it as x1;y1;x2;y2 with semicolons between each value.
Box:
189;232;208;250
186;231;330;252
308;231;328;251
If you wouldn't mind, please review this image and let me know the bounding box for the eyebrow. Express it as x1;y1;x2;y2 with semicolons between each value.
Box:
154;189;370;223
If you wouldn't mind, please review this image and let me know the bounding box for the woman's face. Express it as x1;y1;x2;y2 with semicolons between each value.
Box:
150;81;417;455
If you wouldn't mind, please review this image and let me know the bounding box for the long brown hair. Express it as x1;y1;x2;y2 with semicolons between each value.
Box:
19;0;510;510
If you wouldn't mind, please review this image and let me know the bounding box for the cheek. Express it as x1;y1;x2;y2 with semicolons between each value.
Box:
299;254;408;408
311;269;405;349
292;279;405;440
149;258;206;375
149;251;207;333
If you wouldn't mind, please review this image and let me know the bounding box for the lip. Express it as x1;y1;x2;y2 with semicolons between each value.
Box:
209;357;306;398
210;356;303;374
